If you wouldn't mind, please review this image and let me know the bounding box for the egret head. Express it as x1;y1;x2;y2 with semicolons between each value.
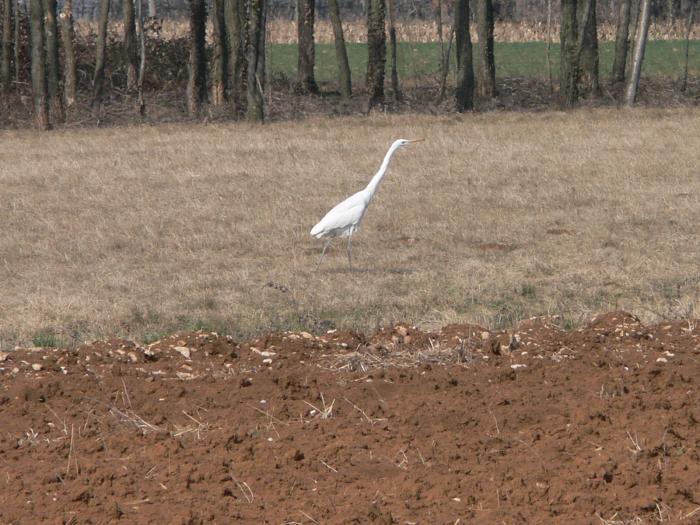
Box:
394;138;424;149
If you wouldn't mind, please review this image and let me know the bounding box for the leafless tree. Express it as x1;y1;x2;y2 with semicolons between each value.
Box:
624;0;651;105
328;0;351;100
455;0;474;111
43;0;64;121
366;0;386;109
123;0;138;92
475;0;496;97
681;0;695;92
247;0;265;121
186;0;207;116
59;0;76;107
1;0;12;95
296;0;317;93
211;0;227;105
29;0;48;129
612;0;632;83
387;0;401;101
92;0;111;114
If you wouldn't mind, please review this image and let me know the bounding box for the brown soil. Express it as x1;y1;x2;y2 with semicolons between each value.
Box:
1;311;699;524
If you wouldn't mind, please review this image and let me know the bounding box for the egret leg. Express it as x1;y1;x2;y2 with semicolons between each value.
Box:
316;238;333;270
346;236;353;269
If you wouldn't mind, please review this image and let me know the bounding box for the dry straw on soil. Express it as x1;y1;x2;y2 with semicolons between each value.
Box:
1;108;699;347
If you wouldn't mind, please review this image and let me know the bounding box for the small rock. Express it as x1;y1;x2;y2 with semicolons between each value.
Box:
656;357;668;363
31;363;43;371
510;363;527;370
127;352;138;363
300;332;313;340
0;351;9;362
481;331;490;340
396;326;408;337
262;358;272;365
173;346;191;359
403;335;413;344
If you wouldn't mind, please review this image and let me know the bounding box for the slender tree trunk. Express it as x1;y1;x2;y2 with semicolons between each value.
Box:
546;0;553;94
211;0;227;105
328;0;351;99
59;0;76;107
437;26;454;103
43;0;63;122
1;0;12;94
123;0;138;92
455;0;474;111
186;0;207;116
628;0;640;61
225;0;246;113
436;0;444;60
578;0;600;97
560;0;579;107
475;0;496;97
92;0;111;113
246;0;265;121
366;0;386;109
147;0;156;18
136;0;145;113
386;0;401;101
612;0;631;83
29;0;49;129
296;0;317;92
681;0;695;92
624;0;651;105
13;0;19;83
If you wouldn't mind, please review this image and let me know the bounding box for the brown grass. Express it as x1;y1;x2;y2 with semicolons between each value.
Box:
77;19;699;45
1;108;699;347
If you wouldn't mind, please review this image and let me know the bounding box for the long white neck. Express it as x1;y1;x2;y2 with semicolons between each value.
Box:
365;142;402;198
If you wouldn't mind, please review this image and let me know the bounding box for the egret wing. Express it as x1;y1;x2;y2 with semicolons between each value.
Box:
310;190;368;238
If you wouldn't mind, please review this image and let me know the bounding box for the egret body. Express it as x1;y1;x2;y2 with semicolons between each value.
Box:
310;138;423;268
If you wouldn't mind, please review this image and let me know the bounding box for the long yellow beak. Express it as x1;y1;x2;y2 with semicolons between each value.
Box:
407;138;425;143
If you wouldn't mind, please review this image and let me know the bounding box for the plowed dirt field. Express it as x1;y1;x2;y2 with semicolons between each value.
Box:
1;311;699;524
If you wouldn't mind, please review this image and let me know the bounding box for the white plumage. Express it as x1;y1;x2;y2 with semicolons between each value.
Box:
311;138;423;268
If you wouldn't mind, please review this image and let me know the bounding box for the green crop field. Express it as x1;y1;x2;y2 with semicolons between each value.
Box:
268;40;700;82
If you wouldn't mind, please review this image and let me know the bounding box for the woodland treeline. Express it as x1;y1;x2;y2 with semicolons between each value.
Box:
0;0;696;129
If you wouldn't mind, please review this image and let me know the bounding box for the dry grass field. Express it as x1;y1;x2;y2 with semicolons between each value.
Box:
1;108;699;348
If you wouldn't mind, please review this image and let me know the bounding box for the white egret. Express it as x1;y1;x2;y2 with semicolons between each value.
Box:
310;138;423;269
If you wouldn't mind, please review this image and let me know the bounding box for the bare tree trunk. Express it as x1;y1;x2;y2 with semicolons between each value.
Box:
578;0;600;97
43;0;63;122
681;0;695;92
225;0;246;113
624;0;650;105
123;0;138;92
436;0;444;60
1;0;12;95
136;0;145;113
29;0;49;129
13;0;19;83
328;0;351;99
455;0;474;111
386;0;401;101
546;0;553;94
475;0;496;97
366;0;386;109
211;0;226;105
612;0;631;83
246;0;265;121
296;0;317;93
437;26;454;103
559;0;579;107
59;0;76;107
186;0;207;116
92;0;111;114
147;0;156;18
